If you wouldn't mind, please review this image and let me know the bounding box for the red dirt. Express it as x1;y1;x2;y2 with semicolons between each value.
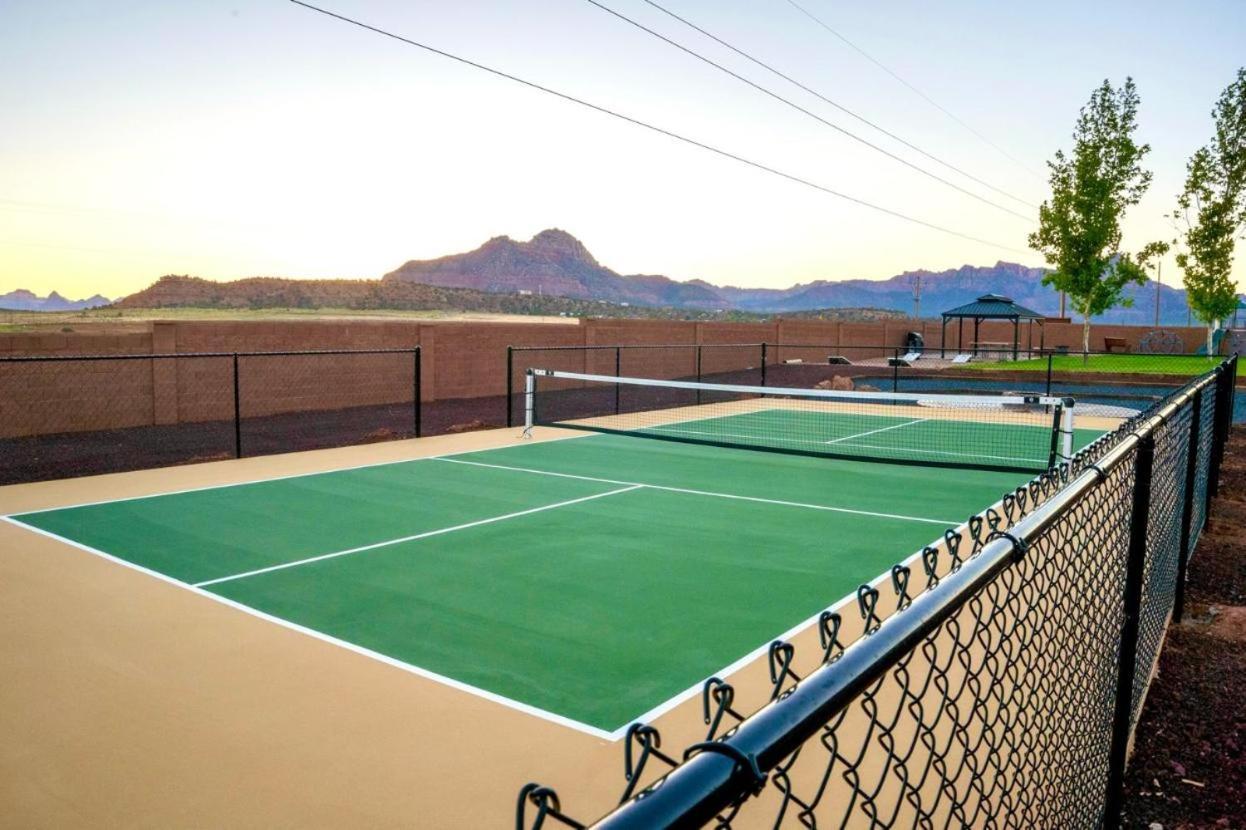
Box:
1121;426;1246;829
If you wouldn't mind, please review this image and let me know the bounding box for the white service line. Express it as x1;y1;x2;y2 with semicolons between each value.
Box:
824;417;928;445
194;485;642;588
434;457;958;526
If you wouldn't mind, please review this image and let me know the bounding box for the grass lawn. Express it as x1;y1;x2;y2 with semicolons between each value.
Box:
963;354;1223;375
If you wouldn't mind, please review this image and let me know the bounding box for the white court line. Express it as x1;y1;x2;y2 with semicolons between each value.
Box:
194;485;642;588
2;432;590;518
824;418;928;445
434;457;959;526
0;516;620;741
835;442;1045;465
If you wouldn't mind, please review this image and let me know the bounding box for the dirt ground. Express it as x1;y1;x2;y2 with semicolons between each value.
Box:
1120;426;1246;829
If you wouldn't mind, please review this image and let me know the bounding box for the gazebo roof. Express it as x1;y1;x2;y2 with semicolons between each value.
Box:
941;294;1044;320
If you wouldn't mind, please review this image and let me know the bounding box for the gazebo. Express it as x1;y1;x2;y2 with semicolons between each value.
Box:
940;294;1046;360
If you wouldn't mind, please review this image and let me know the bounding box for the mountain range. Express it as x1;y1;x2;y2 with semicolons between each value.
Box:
0;289;111;312
384;229;1198;325
9;229;1204;325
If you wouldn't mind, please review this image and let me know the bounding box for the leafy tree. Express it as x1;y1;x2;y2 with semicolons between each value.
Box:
1029;78;1165;356
1172;68;1246;356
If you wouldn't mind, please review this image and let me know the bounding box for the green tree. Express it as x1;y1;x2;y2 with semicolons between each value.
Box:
1029;78;1165;356
1172;68;1246;356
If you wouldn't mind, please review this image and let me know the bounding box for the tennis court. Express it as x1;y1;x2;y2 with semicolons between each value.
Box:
5;380;1107;738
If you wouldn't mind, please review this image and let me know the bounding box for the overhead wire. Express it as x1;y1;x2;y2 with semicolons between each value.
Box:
783;0;1045;180
635;0;1036;210
582;0;1033;222
287;0;1028;254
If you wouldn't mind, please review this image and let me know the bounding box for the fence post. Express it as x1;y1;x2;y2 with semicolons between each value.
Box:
1046;352;1054;397
695;345;703;406
232;353;242;459
760;343;767;387
506;346;514;428
615;346;622;415
892;348;899;393
1104;431;1155;828
413;347;422;438
1174;388;1203;623
1209;366;1229;498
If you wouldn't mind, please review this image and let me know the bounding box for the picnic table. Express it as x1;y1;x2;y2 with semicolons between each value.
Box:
971;341;1016;359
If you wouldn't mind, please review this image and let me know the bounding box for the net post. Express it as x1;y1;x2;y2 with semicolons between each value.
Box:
506;346;514;428
1174;387;1203;623
1104;430;1155;828
232;353;242;459
615;347;621;415
413;346;422;438
1046;401;1064;467
760;343;767;386
522;370;536;438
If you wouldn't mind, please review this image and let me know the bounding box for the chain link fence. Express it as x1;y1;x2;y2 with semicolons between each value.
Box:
0;348;420;484
517;356;1237;830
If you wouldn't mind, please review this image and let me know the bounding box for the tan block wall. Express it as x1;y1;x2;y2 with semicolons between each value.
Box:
0;317;1230;439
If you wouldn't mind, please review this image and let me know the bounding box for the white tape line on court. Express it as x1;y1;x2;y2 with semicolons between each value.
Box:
824;417;928;445
434;457;959;526
0;516;623;741
194;484;642;588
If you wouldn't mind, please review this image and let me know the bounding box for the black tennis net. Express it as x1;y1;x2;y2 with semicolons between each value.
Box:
524;369;1084;474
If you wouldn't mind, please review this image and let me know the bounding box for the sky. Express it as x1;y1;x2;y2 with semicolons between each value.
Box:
2;0;1244;300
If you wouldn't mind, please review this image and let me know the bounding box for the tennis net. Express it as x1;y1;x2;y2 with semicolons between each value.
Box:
523;369;1077;473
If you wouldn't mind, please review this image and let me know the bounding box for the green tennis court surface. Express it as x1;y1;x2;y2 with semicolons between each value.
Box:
8;415;1105;738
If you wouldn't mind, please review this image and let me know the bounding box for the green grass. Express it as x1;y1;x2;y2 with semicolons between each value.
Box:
963;354;1222;375
11;418;1100;733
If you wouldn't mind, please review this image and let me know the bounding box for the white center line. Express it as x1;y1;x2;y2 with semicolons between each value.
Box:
824;418;928;445
194;485;642;588
434;457;958;526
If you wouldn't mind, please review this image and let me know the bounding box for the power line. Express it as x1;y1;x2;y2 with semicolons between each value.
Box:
287;0;1027;254
636;0;1036;210
583;0;1032;222
783;0;1044;180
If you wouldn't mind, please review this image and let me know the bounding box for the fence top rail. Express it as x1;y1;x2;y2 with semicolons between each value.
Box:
586;361;1227;829
510;343;766;352
0;347;421;362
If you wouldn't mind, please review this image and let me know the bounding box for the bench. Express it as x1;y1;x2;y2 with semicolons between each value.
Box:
1104;337;1130;354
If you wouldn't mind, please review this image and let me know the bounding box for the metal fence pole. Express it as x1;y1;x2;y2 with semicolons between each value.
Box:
695;345;703;406
892;348;899;393
506;346;514;428
232;353;242;459
614;346;621;415
1104;432;1155;828
413;347;422;438
1174;388;1203;623
760;343;767;387
1209;365;1230;498
1046;352;1054;397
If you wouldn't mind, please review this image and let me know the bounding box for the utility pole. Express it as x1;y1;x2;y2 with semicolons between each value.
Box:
1154;260;1162;327
913;274;921;319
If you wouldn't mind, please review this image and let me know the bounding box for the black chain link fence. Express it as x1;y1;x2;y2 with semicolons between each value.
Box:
0;348;420;485
517;356;1237;830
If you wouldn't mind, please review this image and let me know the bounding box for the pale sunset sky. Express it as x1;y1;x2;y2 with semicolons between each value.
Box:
2;0;1244;300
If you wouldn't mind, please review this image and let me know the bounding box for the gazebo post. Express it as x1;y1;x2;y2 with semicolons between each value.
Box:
958;317;963;354
1012;316;1019;361
941;315;948;358
973;317;980;356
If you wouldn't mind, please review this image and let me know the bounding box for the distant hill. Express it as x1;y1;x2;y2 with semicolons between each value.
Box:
0;289;111;311
383;230;1197;325
384;229;726;309
110;228;1202;325
115;275;903;322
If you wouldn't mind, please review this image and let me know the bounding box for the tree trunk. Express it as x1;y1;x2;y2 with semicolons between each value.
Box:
1208;323;1216;357
1082;312;1092;364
